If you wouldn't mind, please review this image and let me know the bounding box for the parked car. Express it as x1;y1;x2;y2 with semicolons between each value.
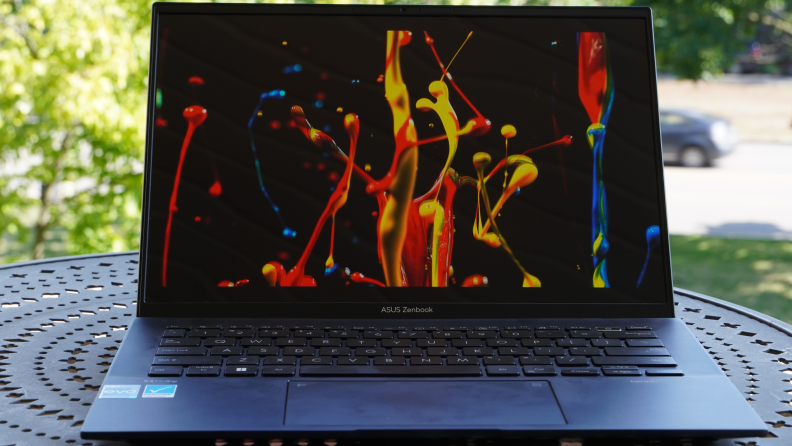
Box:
659;109;737;167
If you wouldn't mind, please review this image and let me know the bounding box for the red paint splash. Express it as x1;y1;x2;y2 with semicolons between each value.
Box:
350;272;386;287
155;118;168;127
269;120;282;130
209;180;222;197
234;279;249;287
218;280;233;287
188;76;205;86
162;105;207;286
462;274;488;287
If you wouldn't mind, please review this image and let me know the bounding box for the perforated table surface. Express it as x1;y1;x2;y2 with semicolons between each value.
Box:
1;252;791;446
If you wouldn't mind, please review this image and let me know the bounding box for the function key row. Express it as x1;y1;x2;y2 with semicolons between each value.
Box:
165;325;653;332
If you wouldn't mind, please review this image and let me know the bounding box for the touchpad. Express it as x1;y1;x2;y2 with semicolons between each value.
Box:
284;380;566;426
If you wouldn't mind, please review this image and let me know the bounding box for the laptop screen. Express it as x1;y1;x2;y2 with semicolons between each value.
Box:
143;10;670;307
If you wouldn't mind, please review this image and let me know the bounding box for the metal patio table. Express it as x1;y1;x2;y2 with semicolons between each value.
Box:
1;251;790;446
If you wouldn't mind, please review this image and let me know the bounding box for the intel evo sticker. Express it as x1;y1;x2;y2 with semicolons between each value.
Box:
99;384;141;399
142;384;177;398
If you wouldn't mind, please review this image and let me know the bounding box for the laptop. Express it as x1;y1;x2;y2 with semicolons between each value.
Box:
82;2;768;441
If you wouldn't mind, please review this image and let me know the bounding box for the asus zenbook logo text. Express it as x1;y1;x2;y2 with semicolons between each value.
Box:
381;306;433;313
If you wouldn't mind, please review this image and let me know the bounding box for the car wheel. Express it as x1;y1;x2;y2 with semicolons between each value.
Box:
679;146;709;168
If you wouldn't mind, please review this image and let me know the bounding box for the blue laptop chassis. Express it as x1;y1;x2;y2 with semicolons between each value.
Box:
82;2;768;440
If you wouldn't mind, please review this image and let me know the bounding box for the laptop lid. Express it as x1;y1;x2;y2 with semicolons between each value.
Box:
137;3;673;319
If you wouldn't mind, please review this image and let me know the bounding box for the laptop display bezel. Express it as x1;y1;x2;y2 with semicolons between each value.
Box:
136;3;674;319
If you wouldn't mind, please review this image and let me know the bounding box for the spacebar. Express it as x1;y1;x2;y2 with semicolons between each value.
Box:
300;366;482;376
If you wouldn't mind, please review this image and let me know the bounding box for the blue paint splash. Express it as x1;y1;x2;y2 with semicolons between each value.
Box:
247;89;296;238
636;225;660;287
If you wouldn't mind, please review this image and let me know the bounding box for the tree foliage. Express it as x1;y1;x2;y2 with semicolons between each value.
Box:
0;0;152;261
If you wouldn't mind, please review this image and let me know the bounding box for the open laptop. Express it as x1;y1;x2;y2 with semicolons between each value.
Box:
82;2;768;441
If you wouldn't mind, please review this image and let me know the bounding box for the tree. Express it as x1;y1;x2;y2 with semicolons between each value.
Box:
0;0;152;261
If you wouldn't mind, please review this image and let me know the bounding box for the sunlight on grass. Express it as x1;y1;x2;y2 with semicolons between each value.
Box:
670;236;792;323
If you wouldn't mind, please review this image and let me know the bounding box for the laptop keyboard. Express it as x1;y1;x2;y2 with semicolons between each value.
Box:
149;324;682;378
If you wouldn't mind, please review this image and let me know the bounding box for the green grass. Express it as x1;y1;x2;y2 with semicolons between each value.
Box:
670;235;792;324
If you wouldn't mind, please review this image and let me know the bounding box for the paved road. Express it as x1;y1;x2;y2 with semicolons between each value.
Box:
663;142;792;239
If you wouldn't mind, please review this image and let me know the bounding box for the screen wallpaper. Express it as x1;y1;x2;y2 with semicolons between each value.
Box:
144;14;668;304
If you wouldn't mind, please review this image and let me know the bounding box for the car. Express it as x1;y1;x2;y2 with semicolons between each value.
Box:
659;109;737;167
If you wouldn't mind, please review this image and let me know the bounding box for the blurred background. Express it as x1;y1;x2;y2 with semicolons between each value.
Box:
1;0;791;321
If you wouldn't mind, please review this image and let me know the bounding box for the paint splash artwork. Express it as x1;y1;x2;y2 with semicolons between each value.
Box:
153;16;665;298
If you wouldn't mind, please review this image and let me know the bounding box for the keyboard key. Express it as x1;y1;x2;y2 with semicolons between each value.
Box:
443;326;468;331
227;356;260;365
555;356;589;366
247;346;278;356
523;366;556;376
276;338;307;346
411;357;443;365
264;356;296;365
569;330;601;339
604;347;670;356
417;339;447;347
283;347;316;356
347;339;377;347
163;329;185;338
434;331;464;339
300;366;482;376
159;338;201;346
483;356;516;365
355;348;387;356
166;325;191;330
561;369;599;376
382;339;412;347
374;357;406;365
293;330;324;337
462;347;494;356
149;366;183;377
447;356;478;365
487;339;519;347
487;365;520;376
302;357;333;365
195;325;222;330
498;347;530;356
225;366;257;376
210;346;243;356
645;369;684;376
261;366;295;376
153;356;222;366
426;347;458;356
328;330;355;338
363;331;393;339
451;339;483;347
520;356;553;365
398;331;429;339
591;339;623;347
260;330;289;338
569;347;601;356
603;331;657;339
205;338;236;346
155;347;206;356
466;331;497;339
258;325;285;330
311;338;342;347
189;329;220;338
627;325;652;331
186;365;221;376
535;330;566;338
392;348;422;356
289;325;316;330
534;326;559;331
592;357;677;367
338;357;368;365
596;327;622;332
557;339;588;347
319;347;351;356
626;339;664;347
225;329;256;337
522;339;553;347
500;330;533;339
240;338;271;346
566;326;592;331
534;347;565;356
602;368;641;376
